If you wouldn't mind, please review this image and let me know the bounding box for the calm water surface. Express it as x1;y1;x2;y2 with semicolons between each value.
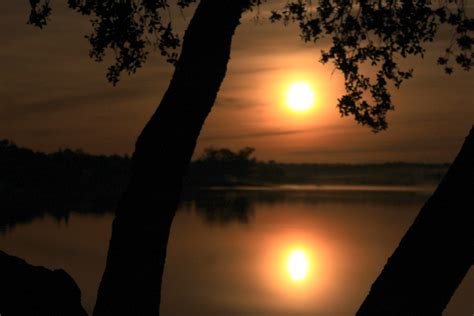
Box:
0;185;472;315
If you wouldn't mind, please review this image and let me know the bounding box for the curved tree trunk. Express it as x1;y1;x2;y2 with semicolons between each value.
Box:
357;126;474;315
93;1;249;315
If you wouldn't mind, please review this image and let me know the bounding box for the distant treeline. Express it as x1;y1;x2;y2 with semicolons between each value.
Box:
186;146;449;186
262;162;449;186
0;139;130;203
1;140;449;194
0;140;448;231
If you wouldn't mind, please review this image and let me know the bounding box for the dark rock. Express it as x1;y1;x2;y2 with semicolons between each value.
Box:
0;250;88;316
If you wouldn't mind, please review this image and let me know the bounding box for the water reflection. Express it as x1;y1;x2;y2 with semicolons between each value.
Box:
1;185;431;233
287;249;309;281
172;187;471;316
0;186;472;315
0;196;116;234
185;193;255;225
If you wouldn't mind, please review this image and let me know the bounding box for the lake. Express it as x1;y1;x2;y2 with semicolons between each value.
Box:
0;185;472;315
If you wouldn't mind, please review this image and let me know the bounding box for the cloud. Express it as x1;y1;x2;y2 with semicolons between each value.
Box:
229;65;280;76
214;96;265;109
289;138;457;157
201;128;312;141
0;84;156;122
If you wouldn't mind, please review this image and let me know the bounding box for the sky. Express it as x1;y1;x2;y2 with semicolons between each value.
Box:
1;1;473;163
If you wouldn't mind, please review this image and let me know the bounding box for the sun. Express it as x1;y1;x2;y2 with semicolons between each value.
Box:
288;249;309;281
286;82;315;113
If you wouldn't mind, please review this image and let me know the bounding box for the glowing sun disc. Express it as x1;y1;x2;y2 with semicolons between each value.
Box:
288;250;309;281
286;82;315;112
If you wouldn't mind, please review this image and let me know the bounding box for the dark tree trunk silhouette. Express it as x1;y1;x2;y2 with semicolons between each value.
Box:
0;250;87;316
357;126;474;315
93;1;249;315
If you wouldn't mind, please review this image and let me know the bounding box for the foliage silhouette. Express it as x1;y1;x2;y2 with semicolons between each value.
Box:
29;0;472;129
21;0;474;314
270;0;473;130
188;147;257;185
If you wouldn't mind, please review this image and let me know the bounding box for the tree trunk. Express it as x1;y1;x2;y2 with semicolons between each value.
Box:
93;1;249;315
357;126;474;315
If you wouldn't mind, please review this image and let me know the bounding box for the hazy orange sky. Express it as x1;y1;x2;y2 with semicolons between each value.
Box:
1;2;473;163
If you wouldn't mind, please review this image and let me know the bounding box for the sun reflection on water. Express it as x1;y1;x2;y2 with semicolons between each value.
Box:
257;229;333;311
288;249;309;281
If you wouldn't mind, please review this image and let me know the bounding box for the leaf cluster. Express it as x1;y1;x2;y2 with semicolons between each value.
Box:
28;0;263;85
29;0;199;84
271;0;473;131
28;0;472;130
